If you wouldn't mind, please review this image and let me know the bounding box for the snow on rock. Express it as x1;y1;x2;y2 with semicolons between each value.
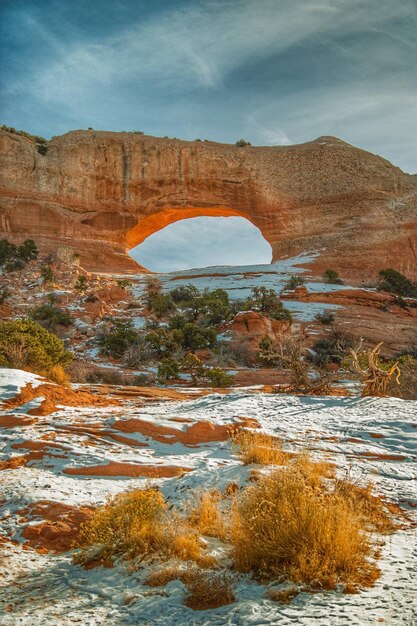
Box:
0;368;45;400
0;378;416;625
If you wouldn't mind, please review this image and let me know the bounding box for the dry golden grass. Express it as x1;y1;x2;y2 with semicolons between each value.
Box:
230;458;386;590
145;565;184;587
76;488;169;562
231;430;290;466
48;364;70;386
335;480;398;534
188;491;225;538
183;568;235;610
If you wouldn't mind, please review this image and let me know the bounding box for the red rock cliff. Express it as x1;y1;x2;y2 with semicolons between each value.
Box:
0;130;416;279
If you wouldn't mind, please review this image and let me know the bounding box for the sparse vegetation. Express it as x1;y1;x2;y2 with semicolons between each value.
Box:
0;238;38;269
235;139;251;147
283;275;306;291
231;430;289;465
1;125;48;154
30;301;72;330
41;264;55;285
244;286;292;321
74;275;88;293
314;311;335;325
323;269;344;285
98;319;139;358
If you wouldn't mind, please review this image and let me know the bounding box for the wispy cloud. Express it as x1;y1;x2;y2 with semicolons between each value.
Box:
1;0;416;173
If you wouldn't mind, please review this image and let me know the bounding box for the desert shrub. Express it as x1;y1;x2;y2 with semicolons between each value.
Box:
5;257;26;272
204;367;234;387
181;323;217;350
74;275;88;292
377;269;417;298
116;278;132;289
170;284;199;304
188;492;224;538
145;277;163;307
0;239;17;266
17;239;38;262
150;293;176;318
76;488;168;562
235;139;251;146
183;568;235;610
244;287;292;321
314;311;335;325
99;319;139;358
0;319;73;374
30;303;72;330
283;275;306;291
231;431;289;466
157;357;180;383
41;264;55;284
231;461;383;590
308;329;355;367
145;327;183;358
323;269;344;285
258;332;304;368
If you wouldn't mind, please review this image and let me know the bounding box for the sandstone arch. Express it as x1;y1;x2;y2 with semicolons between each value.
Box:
0;129;416;280
125;206;257;250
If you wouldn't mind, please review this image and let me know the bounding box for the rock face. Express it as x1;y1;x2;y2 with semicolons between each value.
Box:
1;130;416;279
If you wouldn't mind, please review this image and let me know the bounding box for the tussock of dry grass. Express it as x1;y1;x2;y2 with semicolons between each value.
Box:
49;364;70;386
188;491;225;538
183;568;235;610
231;430;290;466
76;488;217;568
76;488;168;563
230;458;389;590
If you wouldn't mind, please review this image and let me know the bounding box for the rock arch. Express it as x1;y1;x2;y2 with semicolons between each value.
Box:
0;129;416;280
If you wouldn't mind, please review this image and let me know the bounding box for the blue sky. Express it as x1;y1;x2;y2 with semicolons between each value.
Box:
1;0;416;270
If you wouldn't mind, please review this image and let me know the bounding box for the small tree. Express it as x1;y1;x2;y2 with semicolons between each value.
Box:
18;239;38;262
235;139;251;147
377;269;417;298
99;319;139;358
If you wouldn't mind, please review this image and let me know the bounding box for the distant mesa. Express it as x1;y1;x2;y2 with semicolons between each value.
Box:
0;129;416;280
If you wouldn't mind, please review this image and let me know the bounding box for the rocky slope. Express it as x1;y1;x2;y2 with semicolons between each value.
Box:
1;130;416;279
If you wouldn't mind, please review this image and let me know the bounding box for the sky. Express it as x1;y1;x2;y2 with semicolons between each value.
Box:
1;0;416;270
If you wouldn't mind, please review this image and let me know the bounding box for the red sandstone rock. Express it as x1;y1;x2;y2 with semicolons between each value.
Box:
1;130;416;280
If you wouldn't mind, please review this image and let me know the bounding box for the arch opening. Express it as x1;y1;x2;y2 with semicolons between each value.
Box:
128;210;272;273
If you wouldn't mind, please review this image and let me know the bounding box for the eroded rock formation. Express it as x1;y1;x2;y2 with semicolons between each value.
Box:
1;129;416;279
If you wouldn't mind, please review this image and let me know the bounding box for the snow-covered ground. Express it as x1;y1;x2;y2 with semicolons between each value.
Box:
0;368;416;625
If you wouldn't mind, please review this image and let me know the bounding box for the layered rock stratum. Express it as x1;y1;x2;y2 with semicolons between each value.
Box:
1;129;416;279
